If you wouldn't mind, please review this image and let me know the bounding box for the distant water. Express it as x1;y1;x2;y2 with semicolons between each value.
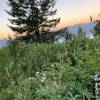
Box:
0;40;7;47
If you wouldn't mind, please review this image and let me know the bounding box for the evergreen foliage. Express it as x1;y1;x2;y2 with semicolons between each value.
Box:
7;0;60;42
94;20;100;36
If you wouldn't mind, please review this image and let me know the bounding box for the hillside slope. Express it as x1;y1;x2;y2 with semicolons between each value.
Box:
68;21;95;36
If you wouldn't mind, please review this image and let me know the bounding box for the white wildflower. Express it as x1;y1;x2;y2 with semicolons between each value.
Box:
41;76;46;83
36;72;40;75
28;77;35;80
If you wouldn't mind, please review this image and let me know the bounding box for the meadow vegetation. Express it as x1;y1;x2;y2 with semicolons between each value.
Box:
0;32;100;100
0;0;100;99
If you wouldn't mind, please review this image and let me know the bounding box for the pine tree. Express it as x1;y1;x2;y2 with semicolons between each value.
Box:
77;26;86;51
7;0;60;42
77;26;85;37
94;20;100;36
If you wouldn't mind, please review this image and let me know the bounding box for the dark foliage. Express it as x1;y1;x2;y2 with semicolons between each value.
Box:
7;0;60;42
94;20;100;36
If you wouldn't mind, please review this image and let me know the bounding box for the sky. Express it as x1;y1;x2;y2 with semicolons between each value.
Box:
0;0;100;39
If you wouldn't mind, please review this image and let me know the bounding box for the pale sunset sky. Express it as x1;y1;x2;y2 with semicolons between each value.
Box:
0;0;100;39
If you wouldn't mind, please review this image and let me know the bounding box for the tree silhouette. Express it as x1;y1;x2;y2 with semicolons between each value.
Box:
7;0;60;42
94;20;100;36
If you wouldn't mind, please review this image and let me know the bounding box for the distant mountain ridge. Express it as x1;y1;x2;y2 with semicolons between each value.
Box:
68;21;96;36
0;22;96;46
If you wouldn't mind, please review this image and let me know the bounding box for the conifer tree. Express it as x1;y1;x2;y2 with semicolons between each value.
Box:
77;26;85;37
7;0;60;42
94;20;100;36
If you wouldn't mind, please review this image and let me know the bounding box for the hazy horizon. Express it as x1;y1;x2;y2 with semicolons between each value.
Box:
0;0;100;39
